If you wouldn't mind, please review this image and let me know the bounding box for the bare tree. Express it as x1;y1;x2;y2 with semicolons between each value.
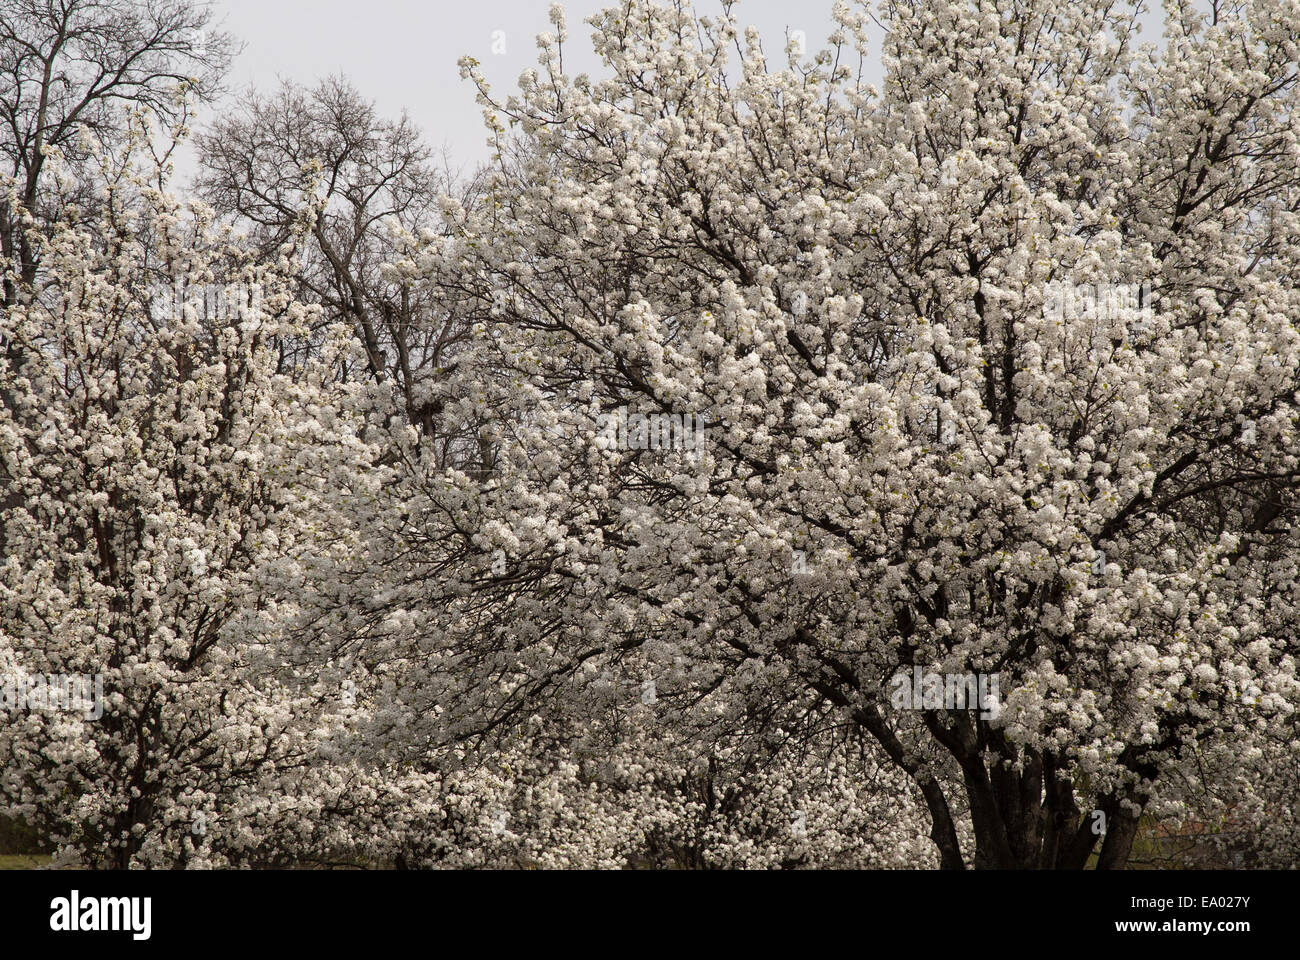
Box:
0;0;235;304
196;76;479;446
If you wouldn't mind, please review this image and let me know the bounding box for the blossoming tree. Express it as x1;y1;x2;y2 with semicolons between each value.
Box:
374;0;1300;868
0;130;385;867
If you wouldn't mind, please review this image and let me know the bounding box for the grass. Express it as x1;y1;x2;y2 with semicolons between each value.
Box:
0;854;52;870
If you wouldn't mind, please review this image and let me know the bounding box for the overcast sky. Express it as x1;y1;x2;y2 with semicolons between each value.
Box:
186;1;860;180
189;0;1175;186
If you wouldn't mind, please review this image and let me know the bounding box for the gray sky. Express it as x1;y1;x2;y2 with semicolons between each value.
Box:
190;0;1175;185
192;0;853;179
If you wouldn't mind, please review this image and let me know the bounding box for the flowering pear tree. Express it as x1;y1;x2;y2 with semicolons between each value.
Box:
5;0;1299;871
372;0;1300;869
0;133;386;867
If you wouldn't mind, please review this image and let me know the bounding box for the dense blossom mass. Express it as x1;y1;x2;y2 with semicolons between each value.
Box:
2;0;1299;869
